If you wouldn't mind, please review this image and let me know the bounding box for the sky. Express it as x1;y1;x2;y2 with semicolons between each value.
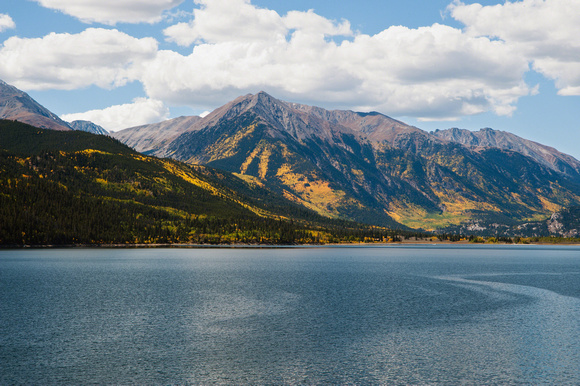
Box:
1;0;579;159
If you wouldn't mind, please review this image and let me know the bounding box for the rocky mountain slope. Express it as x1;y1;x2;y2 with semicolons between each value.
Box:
113;92;580;230
0;79;71;131
545;206;580;237
113;115;202;155
432;127;580;179
68;120;109;135
443;205;580;238
4;74;577;236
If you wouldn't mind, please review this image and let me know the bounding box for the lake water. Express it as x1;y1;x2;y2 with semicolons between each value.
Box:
1;245;580;384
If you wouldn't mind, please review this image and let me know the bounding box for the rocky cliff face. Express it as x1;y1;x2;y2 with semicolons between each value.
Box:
0;79;71;131
112;92;580;230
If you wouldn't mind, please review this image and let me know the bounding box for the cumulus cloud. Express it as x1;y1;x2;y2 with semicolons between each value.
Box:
0;28;157;90
164;0;287;46
152;2;531;120
449;0;580;96
61;98;169;131
284;10;352;37
32;0;184;25
0;14;15;32
163;0;352;46
8;0;575;121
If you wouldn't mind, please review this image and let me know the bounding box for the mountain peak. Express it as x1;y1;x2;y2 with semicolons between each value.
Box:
249;91;286;109
226;91;281;109
255;90;274;98
0;79;71;131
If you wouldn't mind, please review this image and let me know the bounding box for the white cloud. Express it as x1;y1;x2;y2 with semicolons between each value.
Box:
163;0;352;47
449;0;580;96
164;0;287;46
9;0;575;122
151;9;531;120
0;14;15;32
32;0;184;25
0;28;157;90
61;98;169;131
283;10;352;37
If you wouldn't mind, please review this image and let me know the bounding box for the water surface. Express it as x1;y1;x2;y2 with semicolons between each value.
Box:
1;245;579;384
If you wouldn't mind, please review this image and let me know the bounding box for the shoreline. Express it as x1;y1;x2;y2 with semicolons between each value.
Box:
2;239;580;249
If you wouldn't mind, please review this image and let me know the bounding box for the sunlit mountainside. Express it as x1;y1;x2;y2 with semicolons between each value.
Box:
2;78;580;243
1;119;413;245
114;91;580;231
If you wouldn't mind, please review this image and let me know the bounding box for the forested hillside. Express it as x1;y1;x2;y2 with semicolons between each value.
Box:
0;120;410;245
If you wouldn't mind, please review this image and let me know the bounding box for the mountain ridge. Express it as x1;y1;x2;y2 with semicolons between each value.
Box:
1;77;578;233
69;120;109;135
432;127;580;178
113;92;580;230
113;115;202;156
0;79;72;131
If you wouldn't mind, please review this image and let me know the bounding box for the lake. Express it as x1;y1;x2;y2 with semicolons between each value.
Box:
1;245;580;384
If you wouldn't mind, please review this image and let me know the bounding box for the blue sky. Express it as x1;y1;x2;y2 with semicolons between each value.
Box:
1;0;579;159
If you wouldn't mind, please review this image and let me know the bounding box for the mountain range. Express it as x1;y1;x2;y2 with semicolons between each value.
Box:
432;127;580;178
113;91;580;230
2;77;580;235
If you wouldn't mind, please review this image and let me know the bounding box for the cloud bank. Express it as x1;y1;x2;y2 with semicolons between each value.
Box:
151;0;531;119
3;0;580;128
449;0;580;96
0;28;157;90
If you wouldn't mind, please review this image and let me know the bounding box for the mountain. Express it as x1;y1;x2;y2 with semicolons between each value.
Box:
115;92;429;227
113;92;580;230
113;115;202;156
116;93;424;157
0;79;71;131
69;120;109;135
1;120;407;245
432;127;580;179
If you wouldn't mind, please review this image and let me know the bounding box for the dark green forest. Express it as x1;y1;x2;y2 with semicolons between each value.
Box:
0;120;416;246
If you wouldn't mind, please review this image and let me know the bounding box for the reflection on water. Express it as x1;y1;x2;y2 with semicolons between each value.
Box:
1;246;579;384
